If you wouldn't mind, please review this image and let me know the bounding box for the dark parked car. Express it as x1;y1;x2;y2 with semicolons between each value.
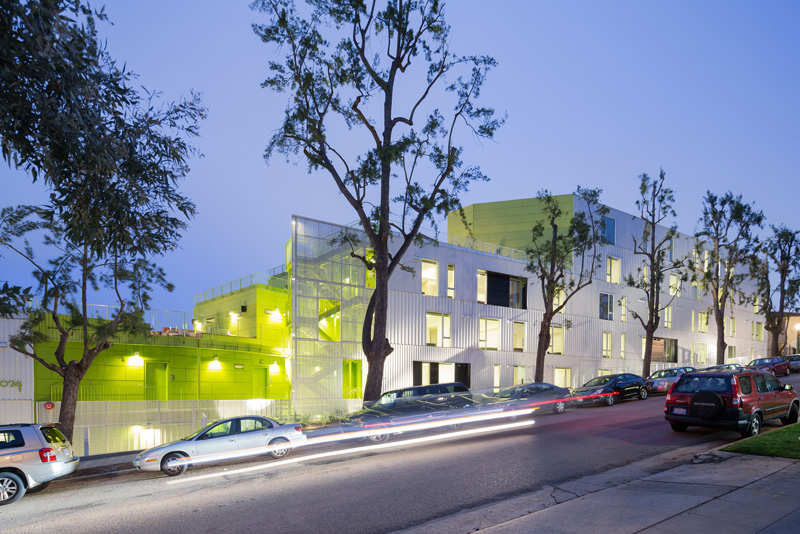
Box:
784;355;800;373
703;363;744;372
570;373;649;406
646;367;695;395
344;383;474;442
664;369;799;438
747;357;790;377
481;382;571;416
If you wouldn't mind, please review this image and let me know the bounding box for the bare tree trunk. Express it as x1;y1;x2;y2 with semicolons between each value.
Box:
58;363;83;443
715;312;727;364
642;328;655;378
767;326;781;357
534;313;553;383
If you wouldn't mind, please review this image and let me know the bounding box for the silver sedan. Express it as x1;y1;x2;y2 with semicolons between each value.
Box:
132;416;307;476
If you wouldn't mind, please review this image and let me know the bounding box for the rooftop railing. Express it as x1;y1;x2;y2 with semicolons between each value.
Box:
194;267;289;305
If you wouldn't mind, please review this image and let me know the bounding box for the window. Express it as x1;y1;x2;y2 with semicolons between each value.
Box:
412;361;468;387
602;331;612;358
479;318;501;350
509;277;525;308
513;366;526;385
620;297;627;323
553;287;565;309
755;322;764;342
727;316;736;337
753;295;759;313
0;430;24;450
620;333;626;359
669;273;681;297
343;359;362;399
513;321;526;352
663;306;672;329
239;417;272;433
447;264;455;298
727;345;736;361
697;343;708;365
698;311;708;333
426;312;451;347
642;337;647;360
553;367;572;388
318;299;341;341
421;259;438;296
598;369;613;376
599;293;614;320
493;364;502;393
477;270;487;304
606;256;621;284
602;215;616;245
667;239;674;262
366;248;376;289
549;326;564;355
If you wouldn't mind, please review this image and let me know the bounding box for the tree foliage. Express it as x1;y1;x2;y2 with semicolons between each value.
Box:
524;188;607;383
623;170;685;377
1;0;205;441
253;0;503;401
695;191;764;365
751;225;800;356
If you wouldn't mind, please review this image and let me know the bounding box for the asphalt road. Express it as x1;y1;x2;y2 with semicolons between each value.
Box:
3;373;798;534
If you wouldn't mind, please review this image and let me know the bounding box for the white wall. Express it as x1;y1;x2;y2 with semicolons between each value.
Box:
0;318;34;423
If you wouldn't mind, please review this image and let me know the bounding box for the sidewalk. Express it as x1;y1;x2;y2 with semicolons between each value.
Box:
397;450;800;534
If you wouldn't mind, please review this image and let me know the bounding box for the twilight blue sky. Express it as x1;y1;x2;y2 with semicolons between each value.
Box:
2;0;798;312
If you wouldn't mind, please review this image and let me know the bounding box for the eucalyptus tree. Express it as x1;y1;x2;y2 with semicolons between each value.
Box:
622;170;685;378
750;225;800;356
695;191;764;365
252;0;504;401
524;188;607;383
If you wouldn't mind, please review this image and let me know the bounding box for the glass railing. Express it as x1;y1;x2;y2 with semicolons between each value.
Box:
195;268;289;305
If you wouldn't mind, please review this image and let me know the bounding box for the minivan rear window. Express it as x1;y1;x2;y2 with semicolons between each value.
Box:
40;426;67;444
738;376;752;395
674;376;732;394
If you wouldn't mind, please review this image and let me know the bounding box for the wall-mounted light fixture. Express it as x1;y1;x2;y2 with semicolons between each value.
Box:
234;364;244;369
208;356;222;371
127;352;144;367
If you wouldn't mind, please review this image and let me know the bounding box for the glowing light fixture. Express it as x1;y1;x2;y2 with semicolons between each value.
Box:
208;356;222;371
269;308;282;324
194;321;202;332
127;352;144;367
269;361;280;374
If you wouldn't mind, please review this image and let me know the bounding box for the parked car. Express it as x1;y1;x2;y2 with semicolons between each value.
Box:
343;385;475;442
784;355;800;373
646;367;695;395
132;416;307;476
746;357;790;377
481;382;571;416
364;382;471;408
703;363;744;372
664;369;799;438
0;423;79;505
570;373;649;406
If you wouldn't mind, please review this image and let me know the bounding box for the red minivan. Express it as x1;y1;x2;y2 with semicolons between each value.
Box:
664;369;798;438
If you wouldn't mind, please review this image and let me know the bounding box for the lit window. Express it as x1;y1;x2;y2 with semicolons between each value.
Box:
727;345;736;361
620;332;626;359
479;318;500;350
620;297;627;323
477;270;487;304
599;293;614;321
641;337;647;360
602;216;616;245
697;343;708;365
606;256;621;284
755;322;764;342
698;311;708;333
553;287;565;309
318;299;341;341
753;295;759;314
421;260;438;296
602;332;612;358
426;312;451;347
549;326;564;355
669;274;681;297
447;264;455;299
728;317;736;337
663;306;672;329
553;367;571;388
513;321;526;352
513;366;526;385
509;277;525;309
493;364;501;393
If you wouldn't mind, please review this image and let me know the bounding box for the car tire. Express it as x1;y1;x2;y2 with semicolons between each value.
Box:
741;413;762;439
781;404;799;426
553;401;566;414
0;472;27;505
268;437;291;459
786;368;791;377
638;388;648;400
604;394;616;406
161;452;188;477
689;391;724;420
670;422;688;432
366;433;390;444
26;481;50;494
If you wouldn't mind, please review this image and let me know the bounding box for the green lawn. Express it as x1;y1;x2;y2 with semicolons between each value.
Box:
721;423;800;459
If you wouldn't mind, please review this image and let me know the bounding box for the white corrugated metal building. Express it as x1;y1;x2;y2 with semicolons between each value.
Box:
0;317;34;424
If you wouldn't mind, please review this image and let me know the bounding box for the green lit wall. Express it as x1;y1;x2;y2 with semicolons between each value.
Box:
447;195;575;251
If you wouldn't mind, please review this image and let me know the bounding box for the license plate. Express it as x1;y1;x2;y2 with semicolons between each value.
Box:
672;407;687;415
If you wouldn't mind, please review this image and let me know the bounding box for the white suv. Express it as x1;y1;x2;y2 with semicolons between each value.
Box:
0;424;80;505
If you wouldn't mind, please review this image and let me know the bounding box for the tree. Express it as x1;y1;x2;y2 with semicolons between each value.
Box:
524;188;607;383
695;191;764;365
751;225;800;356
253;0;503;401
622;170;685;378
1;0;205;440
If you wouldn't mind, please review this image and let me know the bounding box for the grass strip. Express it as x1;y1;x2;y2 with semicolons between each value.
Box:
721;423;800;459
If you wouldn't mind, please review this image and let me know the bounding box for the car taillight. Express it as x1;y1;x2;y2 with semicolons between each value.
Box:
730;376;741;407
294;425;302;432
39;447;57;463
665;382;677;403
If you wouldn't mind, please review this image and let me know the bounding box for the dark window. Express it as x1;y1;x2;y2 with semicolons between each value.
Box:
753;374;768;394
651;338;678;363
455;363;471;389
765;374;783;392
738;376;752;395
0;430;24;449
485;271;527;309
602;216;616;245
599;293;614;320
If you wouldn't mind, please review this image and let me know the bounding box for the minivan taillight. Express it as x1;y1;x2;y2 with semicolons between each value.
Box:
730;376;741;407
39;447;57;463
665;382;677;403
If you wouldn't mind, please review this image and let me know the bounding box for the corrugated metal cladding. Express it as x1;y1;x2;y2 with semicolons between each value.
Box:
0;318;34;423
